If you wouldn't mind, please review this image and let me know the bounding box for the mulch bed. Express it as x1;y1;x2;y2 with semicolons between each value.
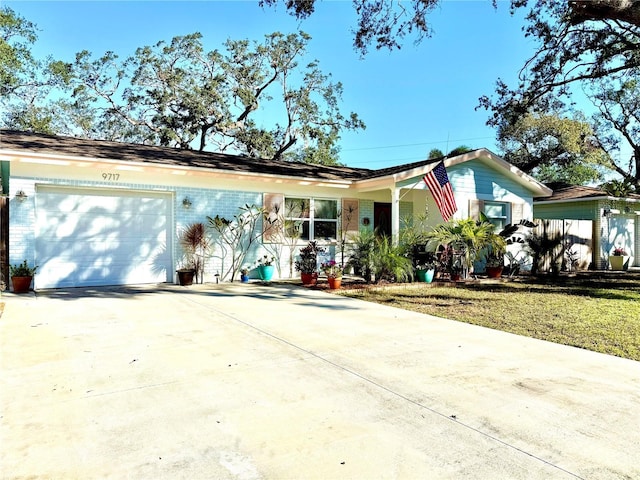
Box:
293;270;640;292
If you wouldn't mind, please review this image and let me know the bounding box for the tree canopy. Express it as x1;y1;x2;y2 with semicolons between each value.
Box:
0;6;71;134
1;7;364;165
498;113;610;185
266;0;640;186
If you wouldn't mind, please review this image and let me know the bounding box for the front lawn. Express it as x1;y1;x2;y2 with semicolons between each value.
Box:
337;273;640;361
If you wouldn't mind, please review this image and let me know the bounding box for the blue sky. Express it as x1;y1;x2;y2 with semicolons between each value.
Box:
6;0;537;169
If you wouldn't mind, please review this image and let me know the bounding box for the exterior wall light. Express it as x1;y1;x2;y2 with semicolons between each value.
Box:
15;190;28;202
182;197;192;209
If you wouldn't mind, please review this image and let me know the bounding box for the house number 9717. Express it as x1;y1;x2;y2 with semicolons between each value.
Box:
102;173;120;181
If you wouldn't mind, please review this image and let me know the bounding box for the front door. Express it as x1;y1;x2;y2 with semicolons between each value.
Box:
374;203;392;238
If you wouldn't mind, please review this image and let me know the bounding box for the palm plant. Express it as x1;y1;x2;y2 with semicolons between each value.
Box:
372;236;414;283
348;229;377;283
178;222;210;284
425;218;504;279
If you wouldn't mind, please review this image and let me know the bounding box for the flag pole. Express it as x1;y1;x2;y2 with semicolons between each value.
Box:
398;162;440;201
398;177;425;201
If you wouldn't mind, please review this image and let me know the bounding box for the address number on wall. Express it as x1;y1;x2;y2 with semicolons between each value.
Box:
102;173;121;181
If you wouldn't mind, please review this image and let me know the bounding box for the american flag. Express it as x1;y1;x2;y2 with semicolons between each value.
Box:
423;161;457;221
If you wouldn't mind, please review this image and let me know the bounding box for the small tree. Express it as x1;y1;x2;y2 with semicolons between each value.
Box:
337;202;357;268
177;222;210;284
207;204;276;281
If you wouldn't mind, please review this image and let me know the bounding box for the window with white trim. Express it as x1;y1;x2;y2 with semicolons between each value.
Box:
284;197;338;241
483;201;510;231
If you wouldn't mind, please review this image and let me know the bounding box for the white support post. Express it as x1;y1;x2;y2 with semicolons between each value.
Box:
391;187;401;245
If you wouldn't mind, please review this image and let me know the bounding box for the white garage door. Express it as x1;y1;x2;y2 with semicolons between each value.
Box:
35;186;173;289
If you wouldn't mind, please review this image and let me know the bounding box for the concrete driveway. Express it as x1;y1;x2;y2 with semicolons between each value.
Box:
1;283;639;479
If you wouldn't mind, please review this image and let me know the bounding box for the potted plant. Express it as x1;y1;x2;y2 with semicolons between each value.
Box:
256;255;275;281
484;255;505;278
321;260;343;289
450;261;464;282
425;219;499;280
415;259;436;283
609;246;628;271
240;266;250;283
295;241;324;285
10;260;37;293
177;222;210;285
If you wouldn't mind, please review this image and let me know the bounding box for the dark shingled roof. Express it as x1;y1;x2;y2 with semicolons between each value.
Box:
0;130;443;182
539;184;640;201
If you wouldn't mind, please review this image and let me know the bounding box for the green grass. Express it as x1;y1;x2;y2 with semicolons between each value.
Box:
337;273;640;361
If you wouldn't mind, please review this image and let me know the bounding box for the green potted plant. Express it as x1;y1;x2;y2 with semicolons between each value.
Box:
484;255;505;278
10;260;37;293
415;259;437;283
256;255;275;281
482;234;507;278
426;218;508;280
295;241;323;285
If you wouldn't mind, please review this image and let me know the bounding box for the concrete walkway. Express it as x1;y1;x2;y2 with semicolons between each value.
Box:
1;283;639;479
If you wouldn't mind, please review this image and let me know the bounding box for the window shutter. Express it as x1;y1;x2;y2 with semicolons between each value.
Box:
341;199;359;237
263;193;284;243
511;202;524;225
469;199;484;221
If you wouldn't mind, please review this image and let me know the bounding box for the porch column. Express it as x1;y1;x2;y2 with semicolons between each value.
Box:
391;186;401;244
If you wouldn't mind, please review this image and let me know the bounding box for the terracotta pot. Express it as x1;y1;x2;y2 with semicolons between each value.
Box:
328;277;342;289
300;272;318;285
485;266;503;279
11;276;33;294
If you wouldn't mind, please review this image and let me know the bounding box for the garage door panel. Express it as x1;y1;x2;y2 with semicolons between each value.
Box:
35;186;172;289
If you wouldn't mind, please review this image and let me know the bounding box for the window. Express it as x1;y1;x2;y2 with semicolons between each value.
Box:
483;201;509;231
285;197;338;241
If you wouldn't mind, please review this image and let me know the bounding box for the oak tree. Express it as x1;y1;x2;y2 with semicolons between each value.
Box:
67;31;364;163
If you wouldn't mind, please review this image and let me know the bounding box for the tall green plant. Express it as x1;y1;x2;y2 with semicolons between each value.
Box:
425;218;502;278
398;213;430;265
372;236;414;283
348;229;376;283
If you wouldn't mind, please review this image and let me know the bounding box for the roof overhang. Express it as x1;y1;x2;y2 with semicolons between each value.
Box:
535;195;640;205
0;148;354;189
351;148;553;196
